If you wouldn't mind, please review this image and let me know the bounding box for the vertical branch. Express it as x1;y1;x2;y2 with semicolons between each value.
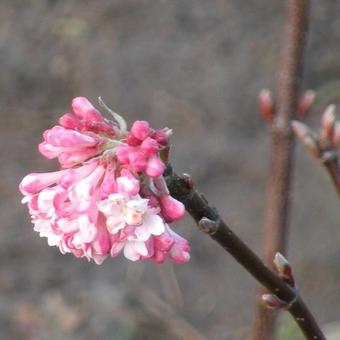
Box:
252;1;311;339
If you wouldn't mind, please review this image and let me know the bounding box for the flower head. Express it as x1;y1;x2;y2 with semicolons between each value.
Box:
20;97;189;265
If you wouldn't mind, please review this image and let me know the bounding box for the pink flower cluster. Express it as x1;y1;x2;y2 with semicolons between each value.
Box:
19;97;190;265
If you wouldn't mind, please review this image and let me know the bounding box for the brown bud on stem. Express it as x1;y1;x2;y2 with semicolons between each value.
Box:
261;294;288;310
273;252;295;287
198;217;218;235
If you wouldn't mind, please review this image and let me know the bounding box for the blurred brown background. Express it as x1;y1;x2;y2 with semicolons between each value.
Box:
1;1;340;339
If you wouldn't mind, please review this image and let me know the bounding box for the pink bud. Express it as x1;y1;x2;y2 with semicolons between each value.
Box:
152;250;167;264
140;137;159;156
297;90;315;117
152;129;169;146
59;160;98;188
38;142;61;159
170;245;191;264
154;233;174;251
292;121;320;159
100;166;117;198
128;150;147;172
332;121;340;148
59;113;83;130
291;120;310;140
72;97;102;121
115;146;131;164
44;126;100;148
145;156;165;178
258;89;274;122
125;133;142;146
58;147;101;168
160;195;185;221
321;104;336;139
130;120;150;140
19;170;66;195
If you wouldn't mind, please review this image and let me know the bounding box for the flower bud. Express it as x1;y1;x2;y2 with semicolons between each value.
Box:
273;252;295;286
141;137;159;156
59;113;83;130
130;120;150;141
152;128;171;146
297;90;315;117
145;156;165;178
258;89;275;122
321;104;336;140
262;294;286;310
291;121;320;159
128;150;147;172
115;146;131;164
160;195;185;221
332;121;340;148
72;97;102;121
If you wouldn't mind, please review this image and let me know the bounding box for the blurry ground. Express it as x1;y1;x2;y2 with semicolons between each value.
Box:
1;1;340;339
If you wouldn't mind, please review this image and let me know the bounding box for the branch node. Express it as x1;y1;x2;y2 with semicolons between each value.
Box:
181;173;194;190
261;292;298;311
198;217;219;235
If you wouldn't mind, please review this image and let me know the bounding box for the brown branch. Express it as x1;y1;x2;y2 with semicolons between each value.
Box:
164;167;325;340
252;1;311;338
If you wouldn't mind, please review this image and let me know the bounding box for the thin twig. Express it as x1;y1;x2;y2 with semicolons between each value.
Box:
253;1;311;338
164;167;325;340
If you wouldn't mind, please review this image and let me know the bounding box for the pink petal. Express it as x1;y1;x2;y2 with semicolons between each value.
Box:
19;170;67;195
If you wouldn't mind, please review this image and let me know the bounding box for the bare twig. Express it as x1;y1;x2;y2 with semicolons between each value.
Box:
253;1;311;338
164;167;325;340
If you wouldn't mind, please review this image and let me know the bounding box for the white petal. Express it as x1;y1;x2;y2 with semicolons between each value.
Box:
134;226;150;241
77;215;96;243
143;214;165;236
123;242;140;261
110;242;125;257
46;234;62;246
134;241;148;256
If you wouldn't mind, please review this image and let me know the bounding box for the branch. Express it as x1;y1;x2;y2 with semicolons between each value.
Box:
253;1;311;338
292;107;340;198
164;166;325;340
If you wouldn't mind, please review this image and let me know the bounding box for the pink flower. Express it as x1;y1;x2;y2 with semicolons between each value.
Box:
39;126;104;168
20;97;189;265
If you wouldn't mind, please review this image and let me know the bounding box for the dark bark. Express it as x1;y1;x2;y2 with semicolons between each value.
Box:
164;167;325;340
